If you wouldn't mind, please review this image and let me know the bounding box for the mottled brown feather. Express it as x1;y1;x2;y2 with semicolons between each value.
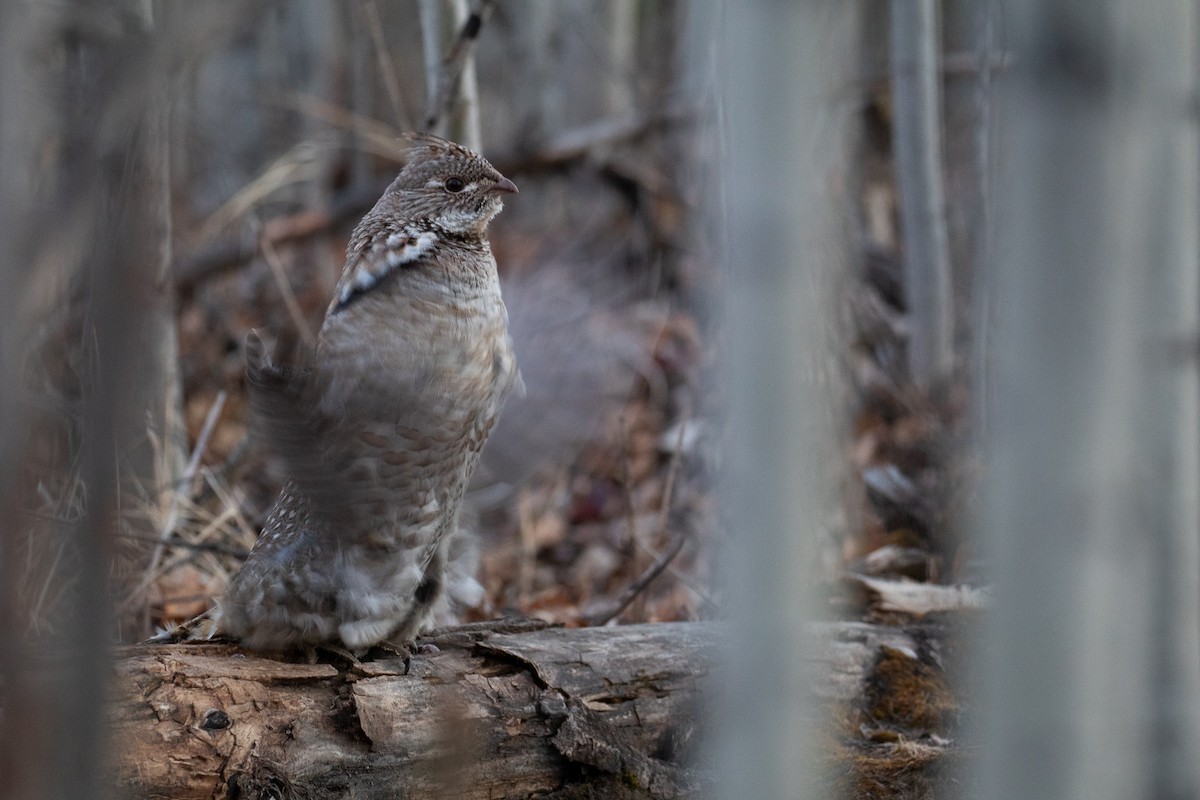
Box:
218;134;519;652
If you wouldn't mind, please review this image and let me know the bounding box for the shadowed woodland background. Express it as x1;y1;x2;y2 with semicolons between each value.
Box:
3;1;1200;799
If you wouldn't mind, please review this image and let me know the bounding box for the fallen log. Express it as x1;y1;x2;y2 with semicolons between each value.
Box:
110;619;955;799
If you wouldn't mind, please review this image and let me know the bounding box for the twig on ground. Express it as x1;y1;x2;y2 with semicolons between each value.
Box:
203;432;251;485
183;392;228;497
634;537;716;613
615;414;642;562
114;530;249;559
202;468;259;550
31;535;69;634
117;495;249;616
143;391;228;581
587;528;689;627
654;406;688;542
583;412;690;626
259;227;318;348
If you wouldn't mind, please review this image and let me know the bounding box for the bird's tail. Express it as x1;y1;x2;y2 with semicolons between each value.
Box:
144;608;221;644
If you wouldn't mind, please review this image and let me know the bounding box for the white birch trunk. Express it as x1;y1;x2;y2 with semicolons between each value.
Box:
715;1;860;797
419;0;481;150
980;3;1200;797
891;0;954;389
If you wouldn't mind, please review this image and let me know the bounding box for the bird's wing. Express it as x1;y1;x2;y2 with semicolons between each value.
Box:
331;229;438;313
244;329;359;529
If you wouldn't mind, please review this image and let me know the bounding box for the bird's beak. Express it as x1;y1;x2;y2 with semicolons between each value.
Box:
493;176;519;195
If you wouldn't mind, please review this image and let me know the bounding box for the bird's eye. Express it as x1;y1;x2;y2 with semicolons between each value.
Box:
444;177;465;193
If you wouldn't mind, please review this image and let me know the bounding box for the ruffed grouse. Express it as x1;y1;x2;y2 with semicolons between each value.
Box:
217;133;520;652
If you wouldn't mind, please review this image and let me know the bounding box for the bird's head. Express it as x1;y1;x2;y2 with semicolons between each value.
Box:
383;133;517;238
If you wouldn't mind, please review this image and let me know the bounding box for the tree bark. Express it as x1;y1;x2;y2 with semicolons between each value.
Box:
109;620;939;799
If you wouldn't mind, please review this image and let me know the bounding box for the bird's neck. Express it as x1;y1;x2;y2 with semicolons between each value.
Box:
423;217;491;247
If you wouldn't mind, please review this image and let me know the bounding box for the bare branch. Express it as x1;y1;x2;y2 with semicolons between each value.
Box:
583;414;690;627
420;0;493;147
143;390;228;581
259;227;319;348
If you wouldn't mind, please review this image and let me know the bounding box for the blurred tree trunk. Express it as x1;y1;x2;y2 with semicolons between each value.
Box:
891;0;954;390
510;0;561;143
600;1;637;119
980;3;1200;798
420;0;482;150
0;8;63;800
0;3;190;798
530;0;639;132
714;1;860;798
121;3;189;626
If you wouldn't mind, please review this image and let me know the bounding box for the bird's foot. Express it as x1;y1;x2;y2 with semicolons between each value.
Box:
307;643;362;667
366;640;420;674
361;639;443;674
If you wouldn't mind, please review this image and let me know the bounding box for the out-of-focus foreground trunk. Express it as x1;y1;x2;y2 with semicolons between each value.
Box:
980;3;1200;798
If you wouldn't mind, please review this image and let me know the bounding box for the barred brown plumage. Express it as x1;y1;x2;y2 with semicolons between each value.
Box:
216;133;520;652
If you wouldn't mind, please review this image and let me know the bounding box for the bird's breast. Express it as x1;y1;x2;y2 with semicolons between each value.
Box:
317;279;514;444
